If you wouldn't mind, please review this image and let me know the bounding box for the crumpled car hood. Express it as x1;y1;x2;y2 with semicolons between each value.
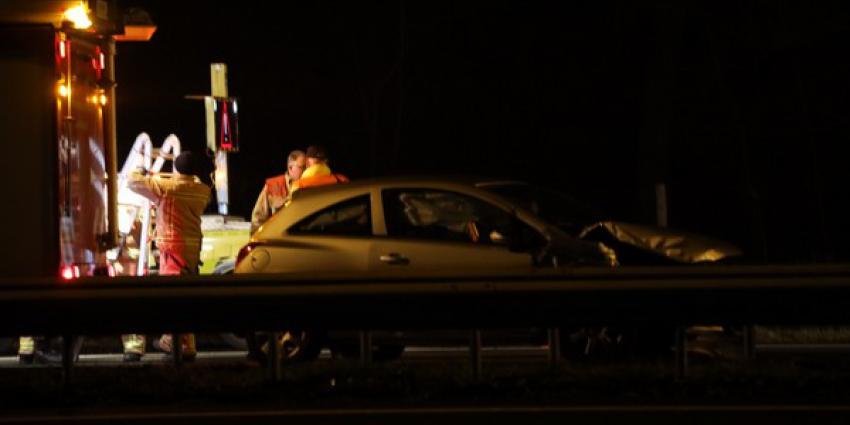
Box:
578;221;742;264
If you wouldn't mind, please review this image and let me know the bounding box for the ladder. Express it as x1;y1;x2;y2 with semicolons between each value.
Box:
114;132;181;276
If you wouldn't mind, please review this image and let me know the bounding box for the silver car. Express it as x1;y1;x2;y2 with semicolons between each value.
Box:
233;177;740;363
235;177;613;276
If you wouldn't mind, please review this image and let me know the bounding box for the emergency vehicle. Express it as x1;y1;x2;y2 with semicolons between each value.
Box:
0;1;155;280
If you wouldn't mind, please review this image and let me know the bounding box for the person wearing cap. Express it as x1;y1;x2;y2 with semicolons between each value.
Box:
123;151;211;362
289;145;349;198
250;149;305;234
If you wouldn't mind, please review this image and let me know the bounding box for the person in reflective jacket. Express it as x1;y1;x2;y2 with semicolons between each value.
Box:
123;151;211;362
250;149;305;234
289;145;349;198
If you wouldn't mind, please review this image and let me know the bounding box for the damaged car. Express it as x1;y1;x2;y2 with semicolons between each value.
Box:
234;176;741;362
476;180;741;266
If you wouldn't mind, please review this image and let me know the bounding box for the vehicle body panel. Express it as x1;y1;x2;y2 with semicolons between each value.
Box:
0;23;112;277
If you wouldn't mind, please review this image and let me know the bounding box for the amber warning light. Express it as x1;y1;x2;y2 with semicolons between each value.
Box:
63;3;92;30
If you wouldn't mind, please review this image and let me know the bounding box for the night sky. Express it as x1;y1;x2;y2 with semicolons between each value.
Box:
115;1;850;263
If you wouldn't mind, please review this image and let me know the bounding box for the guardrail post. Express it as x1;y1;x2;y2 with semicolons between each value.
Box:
743;325;756;360
359;331;373;365
674;326;688;381
268;331;282;383
173;333;184;367
61;335;74;391
471;329;482;380
547;328;561;367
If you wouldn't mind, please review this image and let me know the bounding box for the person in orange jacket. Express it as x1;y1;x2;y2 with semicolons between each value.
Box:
250;150;305;234
123;151;211;362
289;145;349;197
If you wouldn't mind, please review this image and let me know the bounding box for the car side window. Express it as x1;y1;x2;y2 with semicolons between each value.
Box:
289;195;371;236
382;189;519;245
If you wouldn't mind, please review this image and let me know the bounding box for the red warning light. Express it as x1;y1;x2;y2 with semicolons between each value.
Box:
215;99;239;152
55;35;68;66
92;47;104;80
220;101;231;150
60;265;80;281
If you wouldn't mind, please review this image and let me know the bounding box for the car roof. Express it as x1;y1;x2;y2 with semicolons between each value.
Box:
288;175;489;202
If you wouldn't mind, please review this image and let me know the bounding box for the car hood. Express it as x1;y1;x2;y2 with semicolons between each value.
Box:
578;221;742;264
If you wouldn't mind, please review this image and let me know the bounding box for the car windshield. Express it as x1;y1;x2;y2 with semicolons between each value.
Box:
479;182;607;235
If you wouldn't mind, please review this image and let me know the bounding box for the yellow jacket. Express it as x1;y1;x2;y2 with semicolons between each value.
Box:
287;163;349;208
299;162;332;180
128;172;211;262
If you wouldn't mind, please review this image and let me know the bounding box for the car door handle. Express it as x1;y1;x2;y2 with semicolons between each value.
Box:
379;253;410;265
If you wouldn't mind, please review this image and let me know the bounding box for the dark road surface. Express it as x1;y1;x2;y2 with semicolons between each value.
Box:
3;344;850;424
3;406;850;425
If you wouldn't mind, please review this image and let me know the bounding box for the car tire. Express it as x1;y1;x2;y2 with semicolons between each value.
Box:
246;330;325;363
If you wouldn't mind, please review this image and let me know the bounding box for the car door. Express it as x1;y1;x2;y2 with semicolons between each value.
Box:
370;188;536;272
242;194;374;274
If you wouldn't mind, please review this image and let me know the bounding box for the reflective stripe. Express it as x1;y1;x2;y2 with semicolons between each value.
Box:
122;334;146;354
18;336;34;355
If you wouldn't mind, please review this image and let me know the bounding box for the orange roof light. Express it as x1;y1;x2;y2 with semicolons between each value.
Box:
114;25;157;42
64;3;92;30
115;8;157;42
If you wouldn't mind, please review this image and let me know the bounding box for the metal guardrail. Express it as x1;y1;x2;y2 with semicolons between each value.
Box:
2;264;849;381
1;265;850;336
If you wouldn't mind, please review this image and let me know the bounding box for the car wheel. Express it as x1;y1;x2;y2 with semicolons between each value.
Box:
246;330;325;363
